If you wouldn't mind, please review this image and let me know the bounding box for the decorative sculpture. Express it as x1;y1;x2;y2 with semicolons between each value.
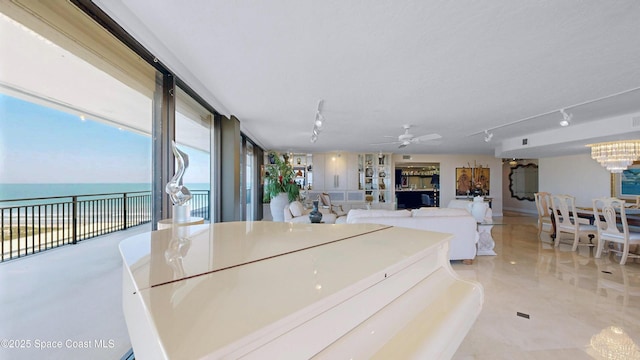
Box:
165;141;192;222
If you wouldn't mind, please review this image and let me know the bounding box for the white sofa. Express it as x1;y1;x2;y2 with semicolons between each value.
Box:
345;207;479;262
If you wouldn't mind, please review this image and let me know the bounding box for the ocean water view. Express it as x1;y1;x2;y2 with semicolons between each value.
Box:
0;183;209;204
0;183;151;202
1;93;212;261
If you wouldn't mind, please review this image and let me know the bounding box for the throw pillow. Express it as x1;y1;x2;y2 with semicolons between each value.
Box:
289;201;304;217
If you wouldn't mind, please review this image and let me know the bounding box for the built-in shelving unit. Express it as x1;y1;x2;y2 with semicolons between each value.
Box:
359;153;392;204
291;153;313;190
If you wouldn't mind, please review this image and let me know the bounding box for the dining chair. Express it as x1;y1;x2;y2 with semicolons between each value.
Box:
593;197;640;265
534;192;553;237
550;194;597;251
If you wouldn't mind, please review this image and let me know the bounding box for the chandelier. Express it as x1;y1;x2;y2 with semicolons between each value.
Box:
586;140;640;173
589;326;640;359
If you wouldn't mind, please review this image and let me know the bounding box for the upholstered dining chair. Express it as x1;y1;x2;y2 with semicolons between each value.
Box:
593;197;640;265
550;194;597;251
534;192;553;237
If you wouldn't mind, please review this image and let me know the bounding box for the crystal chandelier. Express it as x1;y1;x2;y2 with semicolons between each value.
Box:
586;140;640;173
589;326;640;359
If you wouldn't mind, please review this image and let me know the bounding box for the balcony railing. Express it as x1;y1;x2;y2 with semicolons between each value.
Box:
1;190;210;262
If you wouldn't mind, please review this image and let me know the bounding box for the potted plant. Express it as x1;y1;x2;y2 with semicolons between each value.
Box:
263;151;300;221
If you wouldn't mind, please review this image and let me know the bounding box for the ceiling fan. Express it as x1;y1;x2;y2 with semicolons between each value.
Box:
372;125;442;148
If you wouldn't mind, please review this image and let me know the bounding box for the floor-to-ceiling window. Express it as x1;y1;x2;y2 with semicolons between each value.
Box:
0;1;161;258
175;87;214;221
240;135;264;221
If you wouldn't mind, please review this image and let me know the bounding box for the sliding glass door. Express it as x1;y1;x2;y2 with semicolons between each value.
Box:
175;87;214;221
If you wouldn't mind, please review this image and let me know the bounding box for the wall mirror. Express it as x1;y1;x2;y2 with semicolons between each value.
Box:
509;163;538;201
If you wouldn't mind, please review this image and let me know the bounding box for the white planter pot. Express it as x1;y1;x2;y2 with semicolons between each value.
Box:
269;193;289;222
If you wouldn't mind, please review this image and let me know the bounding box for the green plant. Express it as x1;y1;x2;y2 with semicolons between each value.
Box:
263;151;300;202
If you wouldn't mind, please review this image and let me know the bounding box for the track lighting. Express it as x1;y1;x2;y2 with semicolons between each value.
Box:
314;112;324;129
484;130;493;142
559;109;572;127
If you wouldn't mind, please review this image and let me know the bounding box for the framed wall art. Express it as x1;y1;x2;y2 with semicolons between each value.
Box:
456;168;472;196
456;166;490;197
612;163;640;201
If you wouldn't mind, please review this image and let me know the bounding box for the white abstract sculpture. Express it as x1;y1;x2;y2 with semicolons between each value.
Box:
468;196;496;256
165;141;192;222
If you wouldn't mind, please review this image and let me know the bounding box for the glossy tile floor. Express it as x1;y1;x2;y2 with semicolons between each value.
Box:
1;213;639;359
452;212;640;359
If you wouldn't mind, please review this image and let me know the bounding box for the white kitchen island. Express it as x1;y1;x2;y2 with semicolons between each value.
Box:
119;221;483;359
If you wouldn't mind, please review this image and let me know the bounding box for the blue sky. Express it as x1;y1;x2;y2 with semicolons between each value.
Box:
0;94;210;184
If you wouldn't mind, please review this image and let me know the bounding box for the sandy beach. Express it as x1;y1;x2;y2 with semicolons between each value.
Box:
2;221;149;260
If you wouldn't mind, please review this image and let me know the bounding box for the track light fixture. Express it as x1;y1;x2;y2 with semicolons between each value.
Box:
310;99;324;143
314;112;324;129
559;109;572;127
484;130;493;142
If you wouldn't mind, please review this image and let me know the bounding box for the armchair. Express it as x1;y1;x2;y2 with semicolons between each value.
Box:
283;201;312;223
318;193;347;217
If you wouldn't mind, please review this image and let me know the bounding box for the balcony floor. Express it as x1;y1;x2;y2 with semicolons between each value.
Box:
0;224;151;360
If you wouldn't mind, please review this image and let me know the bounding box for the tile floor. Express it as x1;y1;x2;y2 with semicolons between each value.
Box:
452;212;640;359
1;213;639;359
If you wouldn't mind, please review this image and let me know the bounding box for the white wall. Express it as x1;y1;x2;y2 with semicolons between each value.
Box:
539;154;611;208
392;154;503;216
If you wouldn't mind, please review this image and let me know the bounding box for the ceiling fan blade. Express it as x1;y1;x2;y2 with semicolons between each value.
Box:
416;139;443;146
415;133;442;141
370;141;400;146
398;143;408;149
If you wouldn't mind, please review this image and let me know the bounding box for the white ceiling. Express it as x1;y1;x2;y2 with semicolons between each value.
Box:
94;0;640;158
